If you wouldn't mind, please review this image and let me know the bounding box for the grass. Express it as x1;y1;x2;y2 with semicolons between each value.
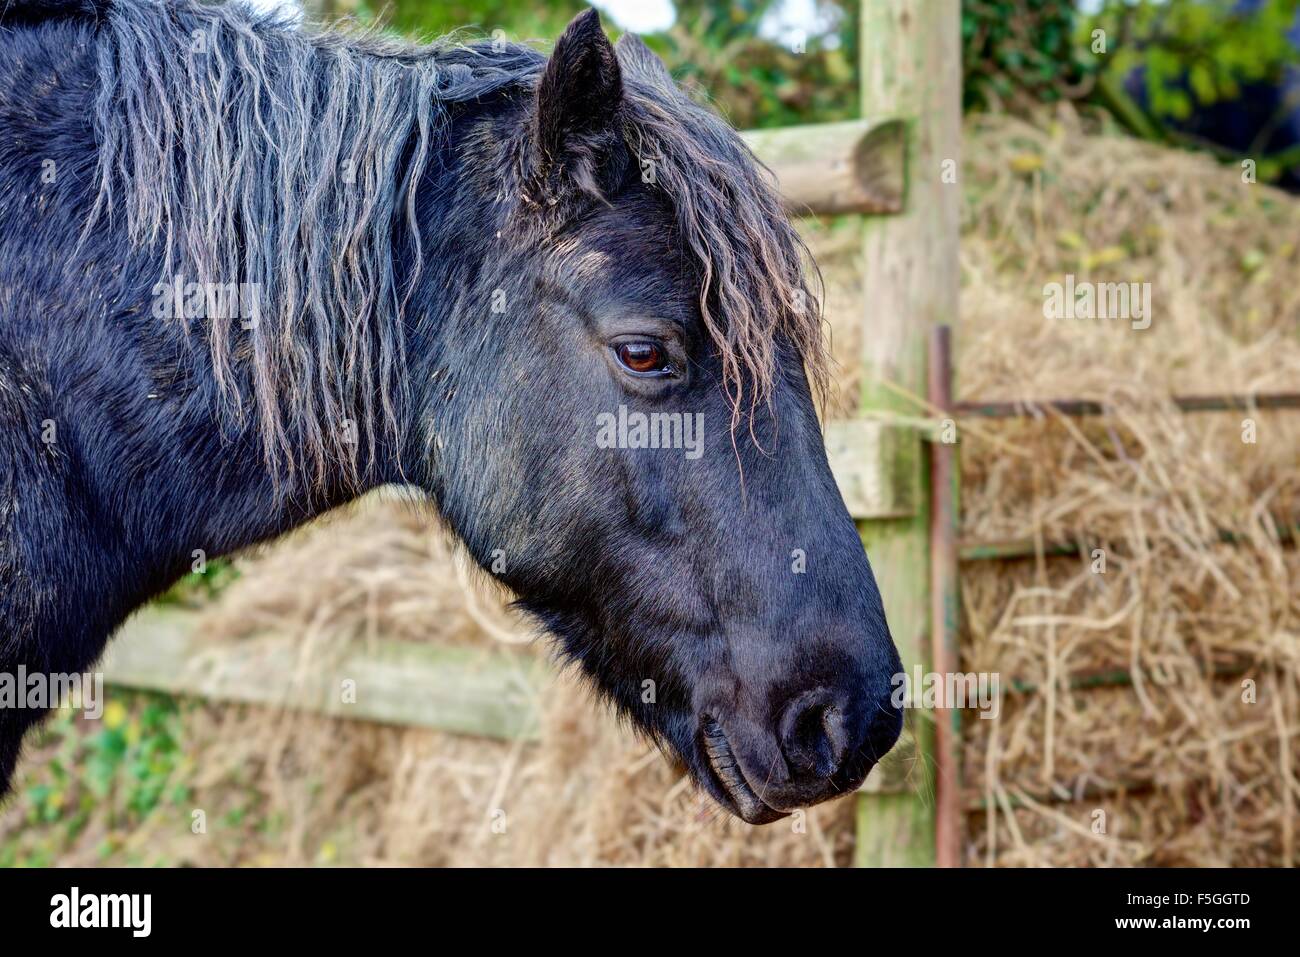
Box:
1;558;248;867
1;691;188;866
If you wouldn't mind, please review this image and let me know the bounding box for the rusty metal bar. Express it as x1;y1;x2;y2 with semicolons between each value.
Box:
928;326;962;868
958;538;1083;562
999;658;1255;696
959;517;1299;563
962;778;1159;812
954;391;1300;420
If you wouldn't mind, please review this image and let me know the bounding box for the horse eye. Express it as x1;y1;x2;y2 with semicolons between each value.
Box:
615;341;673;377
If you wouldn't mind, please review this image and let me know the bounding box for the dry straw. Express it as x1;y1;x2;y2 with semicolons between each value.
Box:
957;107;1300;867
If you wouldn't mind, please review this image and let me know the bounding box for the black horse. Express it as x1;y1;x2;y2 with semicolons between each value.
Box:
0;0;902;824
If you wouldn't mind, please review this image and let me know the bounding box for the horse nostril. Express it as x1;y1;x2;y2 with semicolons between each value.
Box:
778;690;847;779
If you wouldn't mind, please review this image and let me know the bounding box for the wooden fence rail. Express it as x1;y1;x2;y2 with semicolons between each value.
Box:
102;607;547;741
741;119;906;216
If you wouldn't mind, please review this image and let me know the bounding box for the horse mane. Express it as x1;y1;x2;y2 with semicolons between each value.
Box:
84;0;825;484
615;60;828;432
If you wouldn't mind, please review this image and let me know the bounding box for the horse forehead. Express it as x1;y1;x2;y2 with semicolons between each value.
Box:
545;231;674;292
549;237;615;281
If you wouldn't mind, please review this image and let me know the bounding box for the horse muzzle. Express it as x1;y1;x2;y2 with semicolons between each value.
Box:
697;684;903;824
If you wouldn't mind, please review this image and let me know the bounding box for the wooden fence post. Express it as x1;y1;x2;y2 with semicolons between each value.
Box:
854;0;962;867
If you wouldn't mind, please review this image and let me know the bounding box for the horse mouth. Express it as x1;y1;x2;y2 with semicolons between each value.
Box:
701;718;788;825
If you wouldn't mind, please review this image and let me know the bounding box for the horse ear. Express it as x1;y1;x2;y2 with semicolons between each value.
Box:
614;33;674;91
534;9;622;175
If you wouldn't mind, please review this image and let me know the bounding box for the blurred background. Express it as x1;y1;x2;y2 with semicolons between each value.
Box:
3;0;1299;867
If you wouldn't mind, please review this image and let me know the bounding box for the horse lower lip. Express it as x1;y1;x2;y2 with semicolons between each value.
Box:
701;719;787;824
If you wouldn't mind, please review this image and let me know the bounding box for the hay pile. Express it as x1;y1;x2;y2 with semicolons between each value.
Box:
956;108;1300;866
3;108;1296;866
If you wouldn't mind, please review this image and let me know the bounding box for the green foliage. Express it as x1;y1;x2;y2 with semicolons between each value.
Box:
367;0;1109;125
1084;0;1300;126
346;0;859;129
329;1;1105;126
156;556;239;606
315;0;1300;151
650;0;858;129
0;692;191;867
357;0;573;45
962;1;1096;112
669;2;859;128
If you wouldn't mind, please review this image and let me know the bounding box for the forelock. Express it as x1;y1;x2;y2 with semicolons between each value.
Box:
616;70;829;421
